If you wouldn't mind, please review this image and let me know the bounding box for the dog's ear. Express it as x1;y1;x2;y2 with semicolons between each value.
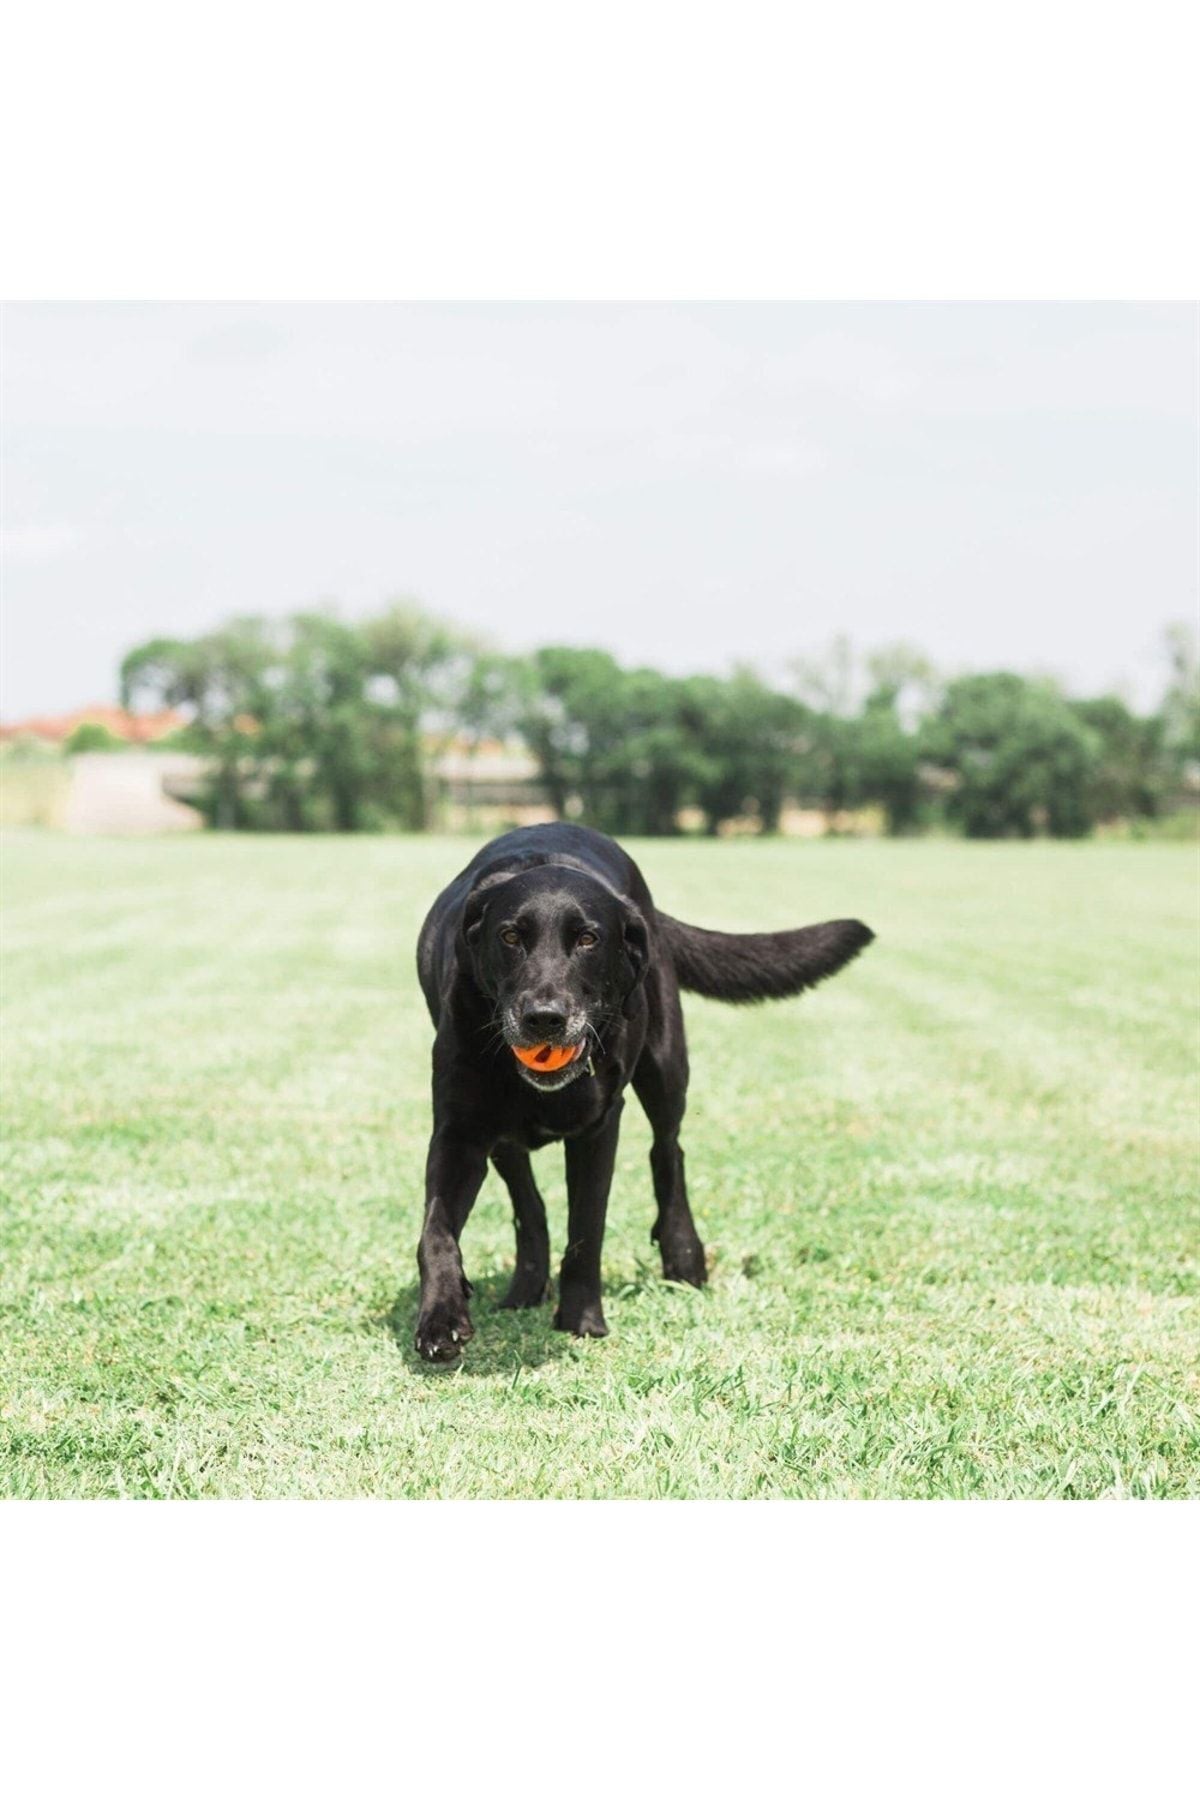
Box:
458;870;516;974
461;883;491;952
620;902;650;1017
460;882;496;979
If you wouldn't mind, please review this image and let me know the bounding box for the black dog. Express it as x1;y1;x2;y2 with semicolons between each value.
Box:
414;823;873;1361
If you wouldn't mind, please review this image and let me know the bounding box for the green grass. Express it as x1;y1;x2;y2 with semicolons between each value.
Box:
2;831;1198;1498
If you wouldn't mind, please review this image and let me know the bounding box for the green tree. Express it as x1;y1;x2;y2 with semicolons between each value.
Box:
64;721;124;754
922;672;1100;838
361;603;478;829
606;667;712;836
518;650;713;834
788;639;935;831
120;604;473;832
681;672;811;833
455;652;533;753
852;647;939;832
790;636;881;827
852;698;922;832
261;612;373;830
120;619;276;827
1070;695;1166;822
517;647;620;821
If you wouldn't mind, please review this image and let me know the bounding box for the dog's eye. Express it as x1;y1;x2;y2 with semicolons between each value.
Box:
499;927;521;947
576;931;598;949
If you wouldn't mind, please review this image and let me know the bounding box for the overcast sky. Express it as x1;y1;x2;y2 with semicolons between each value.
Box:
1;302;1195;719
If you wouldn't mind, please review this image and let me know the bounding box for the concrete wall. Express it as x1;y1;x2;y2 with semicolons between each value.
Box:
61;753;206;835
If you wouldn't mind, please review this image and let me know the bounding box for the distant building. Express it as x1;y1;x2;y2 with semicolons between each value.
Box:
0;703;186;745
428;737;554;830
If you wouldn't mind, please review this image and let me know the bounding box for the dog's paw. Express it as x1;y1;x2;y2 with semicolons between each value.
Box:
414;1301;474;1364
498;1266;550;1310
659;1234;708;1288
553;1299;609;1338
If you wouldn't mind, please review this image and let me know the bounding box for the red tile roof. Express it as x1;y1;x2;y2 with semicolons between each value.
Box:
0;704;186;744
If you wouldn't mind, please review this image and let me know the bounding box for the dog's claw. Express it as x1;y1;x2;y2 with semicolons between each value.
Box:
414;1301;474;1364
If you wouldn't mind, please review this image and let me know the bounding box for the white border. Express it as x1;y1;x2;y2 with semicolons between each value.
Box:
2;1503;1197;1793
2;0;1198;299
3;5;1197;1787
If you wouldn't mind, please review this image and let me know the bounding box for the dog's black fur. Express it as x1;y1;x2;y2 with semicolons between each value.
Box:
414;823;873;1361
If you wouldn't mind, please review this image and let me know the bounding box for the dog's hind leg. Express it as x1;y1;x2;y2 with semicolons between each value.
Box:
633;1031;708;1289
492;1144;551;1308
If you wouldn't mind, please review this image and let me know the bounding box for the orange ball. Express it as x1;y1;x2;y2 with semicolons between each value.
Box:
512;1042;582;1072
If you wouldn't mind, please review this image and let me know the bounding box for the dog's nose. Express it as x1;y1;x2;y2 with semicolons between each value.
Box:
521;1005;567;1040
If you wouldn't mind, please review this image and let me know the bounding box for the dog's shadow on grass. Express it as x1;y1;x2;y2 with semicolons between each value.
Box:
381;1272;576;1377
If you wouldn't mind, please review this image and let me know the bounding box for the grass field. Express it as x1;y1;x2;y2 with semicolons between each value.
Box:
2;831;1197;1499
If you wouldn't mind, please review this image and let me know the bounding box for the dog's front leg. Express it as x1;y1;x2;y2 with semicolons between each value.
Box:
555;1100;624;1338
415;1128;488;1363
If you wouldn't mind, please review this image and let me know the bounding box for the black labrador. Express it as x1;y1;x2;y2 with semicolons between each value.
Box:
414;823;872;1361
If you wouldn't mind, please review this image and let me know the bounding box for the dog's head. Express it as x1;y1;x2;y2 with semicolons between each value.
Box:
460;863;648;1090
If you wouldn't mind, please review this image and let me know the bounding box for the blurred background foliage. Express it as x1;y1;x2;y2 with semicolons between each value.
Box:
70;605;1200;839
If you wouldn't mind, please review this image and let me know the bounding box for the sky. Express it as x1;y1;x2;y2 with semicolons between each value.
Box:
1;302;1195;720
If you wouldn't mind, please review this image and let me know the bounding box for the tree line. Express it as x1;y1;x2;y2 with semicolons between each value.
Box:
116;607;1200;838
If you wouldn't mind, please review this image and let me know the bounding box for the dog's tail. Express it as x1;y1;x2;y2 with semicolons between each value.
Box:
658;912;874;1004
